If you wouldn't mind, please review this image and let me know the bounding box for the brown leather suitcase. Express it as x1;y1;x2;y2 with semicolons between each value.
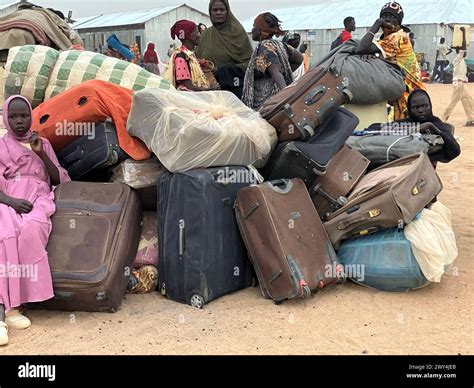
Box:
310;144;370;221
259;65;352;143
324;153;443;249
37;182;142;312
235;179;344;304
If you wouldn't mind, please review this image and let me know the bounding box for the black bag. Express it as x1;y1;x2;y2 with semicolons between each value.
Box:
158;167;256;308
57;119;128;180
330;35;343;51
265;107;359;182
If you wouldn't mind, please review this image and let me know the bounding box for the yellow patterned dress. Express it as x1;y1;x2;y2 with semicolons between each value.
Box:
375;29;427;120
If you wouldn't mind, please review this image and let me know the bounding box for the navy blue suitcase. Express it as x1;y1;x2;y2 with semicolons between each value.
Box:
57;119;128;180
264;107;359;182
158;167;255;308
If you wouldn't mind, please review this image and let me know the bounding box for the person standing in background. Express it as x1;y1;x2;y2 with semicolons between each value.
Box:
433;38;452;83
300;43;310;72
331;17;356;50
442;27;474;127
195;0;253;99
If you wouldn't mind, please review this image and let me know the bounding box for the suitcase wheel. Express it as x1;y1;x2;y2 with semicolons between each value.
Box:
302;285;312;299
190;294;205;309
274;300;284;306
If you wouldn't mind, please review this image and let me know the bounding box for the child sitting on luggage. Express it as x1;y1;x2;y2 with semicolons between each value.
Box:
0;95;70;346
366;89;461;166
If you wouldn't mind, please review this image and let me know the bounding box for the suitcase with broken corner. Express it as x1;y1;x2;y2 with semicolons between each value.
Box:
265;107;359;184
35;182;142;312
259;65;352;142
158;167;255;309
235;179;345;304
310;144;370;221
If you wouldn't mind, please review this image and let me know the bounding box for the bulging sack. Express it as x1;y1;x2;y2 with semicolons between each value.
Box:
404;202;458;282
127;89;277;172
318;40;406;105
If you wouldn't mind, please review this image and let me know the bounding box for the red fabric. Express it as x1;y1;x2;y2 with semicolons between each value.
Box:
32;80;151;161
175;57;191;81
144;42;158;64
341;30;352;43
170;20;197;41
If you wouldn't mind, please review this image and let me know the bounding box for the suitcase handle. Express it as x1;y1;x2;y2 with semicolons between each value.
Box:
305;85;326;105
54;291;74;301
337;209;382;230
179;219;185;256
266;179;294;194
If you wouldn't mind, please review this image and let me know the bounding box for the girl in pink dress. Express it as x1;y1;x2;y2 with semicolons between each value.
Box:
0;95;70;346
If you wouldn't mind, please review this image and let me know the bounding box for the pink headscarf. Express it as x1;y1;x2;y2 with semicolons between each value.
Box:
2;95;33;142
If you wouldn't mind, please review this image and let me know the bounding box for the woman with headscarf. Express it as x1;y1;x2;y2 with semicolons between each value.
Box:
0;95;70;346
143;42;161;75
366;89;460;165
165;20;217;92
242;13;303;111
195;0;253;99
356;2;426;120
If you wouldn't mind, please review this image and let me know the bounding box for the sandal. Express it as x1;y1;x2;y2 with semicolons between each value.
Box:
465;121;474;127
6;310;31;330
0;321;8;346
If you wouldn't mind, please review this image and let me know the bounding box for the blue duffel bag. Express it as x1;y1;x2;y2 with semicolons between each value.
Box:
338;228;429;292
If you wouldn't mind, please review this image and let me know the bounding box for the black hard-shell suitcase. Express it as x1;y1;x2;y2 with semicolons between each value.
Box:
157;167;255;308
57;119;128;180
265;107;359;182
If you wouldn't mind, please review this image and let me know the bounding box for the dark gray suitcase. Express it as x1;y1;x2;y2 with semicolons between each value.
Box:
158;167;255;308
57;119;128;180
265;107;359;182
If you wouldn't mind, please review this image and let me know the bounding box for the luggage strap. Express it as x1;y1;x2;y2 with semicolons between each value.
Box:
55;200;124;213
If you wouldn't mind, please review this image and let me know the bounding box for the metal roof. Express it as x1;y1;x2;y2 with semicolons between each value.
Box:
242;0;474;31
73;4;207;30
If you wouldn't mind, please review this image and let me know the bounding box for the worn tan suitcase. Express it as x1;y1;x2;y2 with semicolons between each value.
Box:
35;182;142;312
310;144;370;220
324;153;443;249
235;179;344;304
259;65;352;143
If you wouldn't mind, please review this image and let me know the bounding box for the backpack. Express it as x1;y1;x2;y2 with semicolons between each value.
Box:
330;34;343;51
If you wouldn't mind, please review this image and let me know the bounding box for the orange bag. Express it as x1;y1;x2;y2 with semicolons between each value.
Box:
32;80;151;161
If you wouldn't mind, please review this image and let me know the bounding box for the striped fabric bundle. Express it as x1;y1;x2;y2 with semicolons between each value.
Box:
3;45;172;108
3;45;59;108
45;50;171;100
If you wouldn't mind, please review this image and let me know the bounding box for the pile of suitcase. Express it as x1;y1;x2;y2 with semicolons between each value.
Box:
33;65;445;312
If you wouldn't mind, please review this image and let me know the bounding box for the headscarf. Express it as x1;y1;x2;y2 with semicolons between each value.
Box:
2;95;33;142
254;13;285;39
380;1;404;25
400;89;451;132
144;42;159;64
170;20;197;41
195;0;253;72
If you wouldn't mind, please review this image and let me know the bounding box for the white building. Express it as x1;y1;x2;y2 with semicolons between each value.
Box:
73;4;210;60
241;0;474;70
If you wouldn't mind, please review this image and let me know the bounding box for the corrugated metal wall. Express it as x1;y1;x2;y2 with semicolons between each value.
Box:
145;8;211;60
77;7;210;59
79;26;146;53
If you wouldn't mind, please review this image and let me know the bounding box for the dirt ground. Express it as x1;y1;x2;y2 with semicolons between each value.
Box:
0;83;473;356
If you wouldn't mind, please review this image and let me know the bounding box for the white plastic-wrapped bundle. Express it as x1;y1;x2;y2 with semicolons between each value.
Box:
127;89;277;172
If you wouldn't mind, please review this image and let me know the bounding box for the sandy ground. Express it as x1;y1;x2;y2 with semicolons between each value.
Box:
0;83;473;356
